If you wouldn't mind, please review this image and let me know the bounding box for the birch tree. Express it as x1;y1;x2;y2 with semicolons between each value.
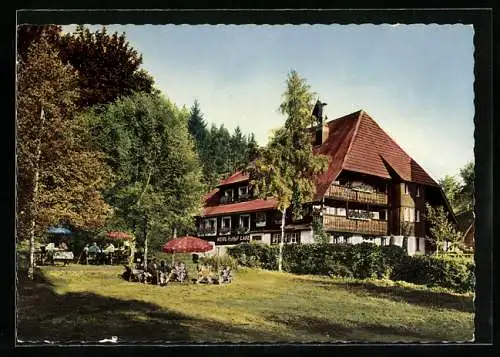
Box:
17;37;111;279
249;70;328;271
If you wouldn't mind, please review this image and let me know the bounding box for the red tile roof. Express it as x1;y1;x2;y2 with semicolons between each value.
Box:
203;109;440;216
217;171;249;186
202;197;277;216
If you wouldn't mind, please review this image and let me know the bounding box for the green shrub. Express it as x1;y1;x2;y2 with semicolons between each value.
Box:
199;254;238;271
391;255;475;293
227;243;278;270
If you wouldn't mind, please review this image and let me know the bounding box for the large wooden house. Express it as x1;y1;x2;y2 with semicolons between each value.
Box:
196;109;455;255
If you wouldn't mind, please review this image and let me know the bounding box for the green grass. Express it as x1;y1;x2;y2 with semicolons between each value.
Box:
16;263;474;343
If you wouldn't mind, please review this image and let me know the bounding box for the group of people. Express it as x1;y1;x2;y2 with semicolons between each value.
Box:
81;241;128;265
124;258;233;286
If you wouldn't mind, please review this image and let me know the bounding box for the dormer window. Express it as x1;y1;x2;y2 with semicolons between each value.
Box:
220;189;234;203
238;185;249;199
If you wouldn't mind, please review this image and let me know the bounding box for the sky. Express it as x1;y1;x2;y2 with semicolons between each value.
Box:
63;24;475;182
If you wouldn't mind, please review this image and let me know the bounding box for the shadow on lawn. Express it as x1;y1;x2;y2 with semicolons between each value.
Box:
291;277;473;313
16;268;283;344
264;313;443;342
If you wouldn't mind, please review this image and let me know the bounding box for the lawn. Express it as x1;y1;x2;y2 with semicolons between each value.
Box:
16;263;474;344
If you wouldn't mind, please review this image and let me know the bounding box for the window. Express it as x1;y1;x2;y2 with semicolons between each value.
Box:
336;207;346;216
415;209;420;222
372;211;380;220
255;212;266;227
416;237;420;251
289;232;299;244
379;210;387;221
380;237;387;246
220;216;231;234
404;183;409;195
252;235;262;242
221;189;234;203
238;186;249;199
203;218;217;235
239;214;250;230
416;185;421;197
403;207;415;222
271;233;281;244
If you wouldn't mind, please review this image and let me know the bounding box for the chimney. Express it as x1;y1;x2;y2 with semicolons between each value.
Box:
312;99;329;145
314;123;330;145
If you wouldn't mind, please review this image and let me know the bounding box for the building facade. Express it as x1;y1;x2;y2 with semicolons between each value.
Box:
196;110;455;256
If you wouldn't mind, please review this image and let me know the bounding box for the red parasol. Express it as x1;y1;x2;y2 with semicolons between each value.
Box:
162;236;213;253
106;231;134;240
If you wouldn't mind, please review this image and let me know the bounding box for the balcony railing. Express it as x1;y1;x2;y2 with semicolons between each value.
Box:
325;185;388;205
220;196;234;204
198;228;217;236
323;214;388;235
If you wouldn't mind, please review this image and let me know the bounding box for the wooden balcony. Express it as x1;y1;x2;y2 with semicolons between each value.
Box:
323;214;388;236
325;185;388;205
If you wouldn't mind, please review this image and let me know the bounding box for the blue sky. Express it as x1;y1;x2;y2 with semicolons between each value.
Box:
63;24;474;182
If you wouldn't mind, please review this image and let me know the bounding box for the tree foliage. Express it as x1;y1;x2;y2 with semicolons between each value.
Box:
438;161;474;215
17;36;111;237
249;70;329;271
57;25;155;108
81;92;205;254
424;203;462;255
187;101;259;189
17;25;62;63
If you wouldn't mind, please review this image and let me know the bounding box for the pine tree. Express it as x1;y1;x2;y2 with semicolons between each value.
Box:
249;70;329;271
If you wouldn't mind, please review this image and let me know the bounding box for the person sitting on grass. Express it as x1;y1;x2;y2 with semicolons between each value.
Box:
158;260;169;286
196;264;213;284
178;262;187;282
220;265;233;284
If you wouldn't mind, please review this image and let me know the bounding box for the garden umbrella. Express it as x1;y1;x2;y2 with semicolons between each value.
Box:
162;236;213;265
106;231;134;240
47;226;72;234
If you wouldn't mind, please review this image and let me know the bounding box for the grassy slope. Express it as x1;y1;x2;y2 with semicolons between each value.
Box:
16;263;474;344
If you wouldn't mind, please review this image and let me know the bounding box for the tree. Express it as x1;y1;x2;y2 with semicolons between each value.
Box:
58;25;155;108
17;37;111;279
249;70;329;271
17;25;62;63
82;92;205;268
438;175;462;213
457;161;474;213
424;203;462;255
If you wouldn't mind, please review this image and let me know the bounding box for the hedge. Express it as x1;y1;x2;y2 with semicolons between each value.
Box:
227;242;474;293
391;255;475;293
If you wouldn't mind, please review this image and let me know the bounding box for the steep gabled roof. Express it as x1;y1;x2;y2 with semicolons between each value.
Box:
313;110;438;199
203;110;441;215
217;171;248;187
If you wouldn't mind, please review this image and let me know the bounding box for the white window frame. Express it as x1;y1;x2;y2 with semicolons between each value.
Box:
415;209;420;223
204;218;217;236
289;232;298;244
416;237;421;251
220;216;232;235
255;212;266;227
225;189;234;199
416;185;421;197
271;233;281;244
404;183;409;195
239;214;250;229
238;185;249;197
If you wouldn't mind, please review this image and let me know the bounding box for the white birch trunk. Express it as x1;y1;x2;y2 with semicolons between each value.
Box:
28;108;45;280
278;208;286;272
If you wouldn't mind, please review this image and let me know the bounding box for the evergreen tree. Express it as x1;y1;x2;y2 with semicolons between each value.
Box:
249;70;329;271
